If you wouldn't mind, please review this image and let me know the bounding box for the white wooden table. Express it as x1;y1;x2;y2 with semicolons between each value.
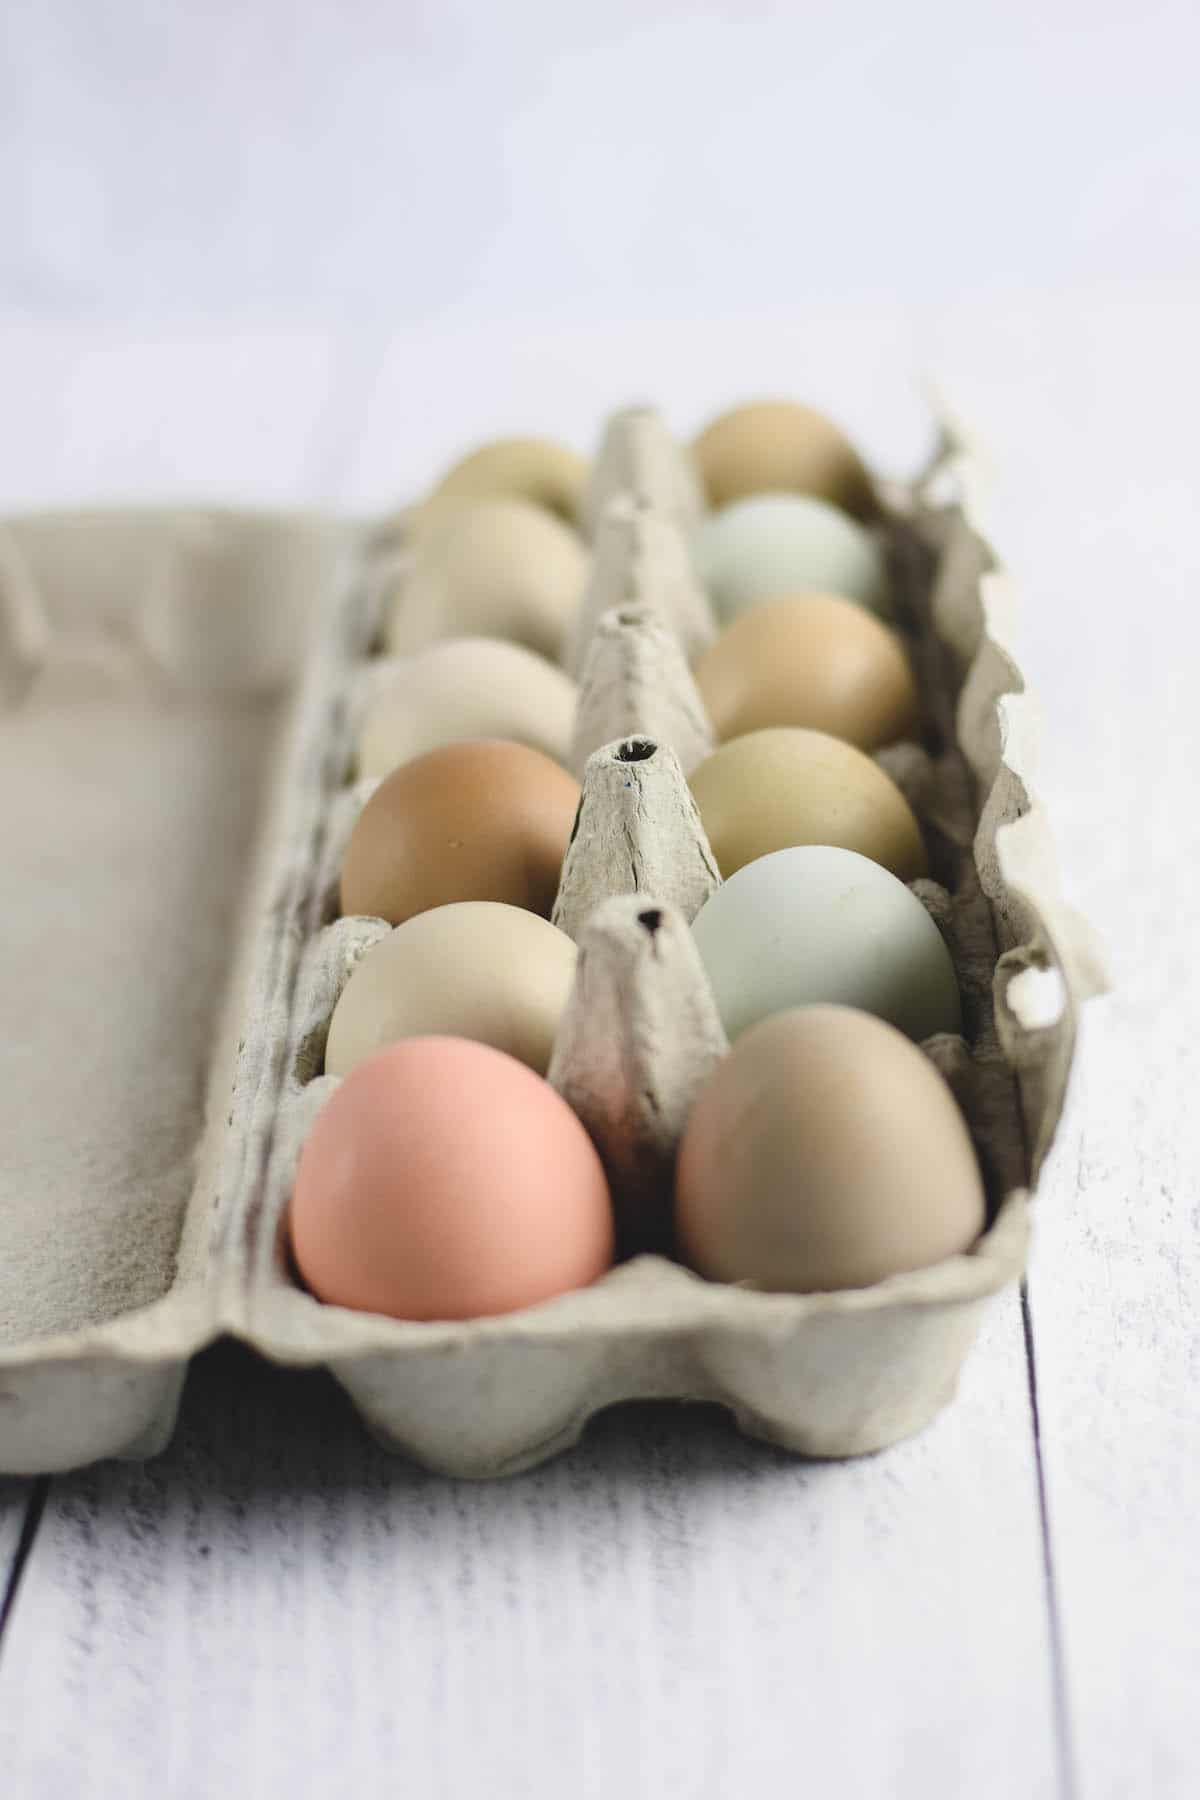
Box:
0;303;1195;1800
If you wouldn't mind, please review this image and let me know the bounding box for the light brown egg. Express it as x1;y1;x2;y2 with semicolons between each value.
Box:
325;903;577;1078
675;1006;986;1293
386;500;587;664
340;739;580;926
692;399;875;518
689;727;927;882
291;1038;614;1320
695;593;920;751
420;435;589;528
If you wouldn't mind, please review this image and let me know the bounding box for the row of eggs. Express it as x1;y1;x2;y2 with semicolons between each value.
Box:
335;758;957;1058
290;402;985;1326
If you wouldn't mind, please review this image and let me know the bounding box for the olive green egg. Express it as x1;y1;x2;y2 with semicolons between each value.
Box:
689;727;927;883
675;1005;986;1294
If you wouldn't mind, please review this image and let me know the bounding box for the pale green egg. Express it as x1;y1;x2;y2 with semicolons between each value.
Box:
694;492;890;623
691;844;960;1044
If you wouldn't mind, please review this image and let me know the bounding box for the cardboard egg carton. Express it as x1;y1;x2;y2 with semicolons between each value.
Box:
0;413;1105;1478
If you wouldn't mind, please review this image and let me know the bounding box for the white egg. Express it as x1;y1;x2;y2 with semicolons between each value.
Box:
386;498;587;661
357;638;578;778
325;902;578;1078
694;493;890;622
691;844;960;1043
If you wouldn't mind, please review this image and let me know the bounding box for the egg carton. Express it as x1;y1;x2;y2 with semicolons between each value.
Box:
0;415;1105;1478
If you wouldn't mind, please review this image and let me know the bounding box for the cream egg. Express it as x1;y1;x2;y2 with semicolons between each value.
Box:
340;739;581;926
675;1006;986;1293
357;638;578;778
694;592;919;751
386;499;587;663
691;845;960;1043
694;493;890;622
689;727;927;882
291;1038;614;1320
420;435;588;528
325;902;578;1078
693;399;875;518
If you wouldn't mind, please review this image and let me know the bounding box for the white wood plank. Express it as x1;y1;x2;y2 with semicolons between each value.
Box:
0;1311;1058;1800
940;295;1200;1800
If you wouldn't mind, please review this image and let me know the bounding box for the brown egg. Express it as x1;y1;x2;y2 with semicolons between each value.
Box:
689;727;927;882
693;399;875;518
420;435;589;528
340;740;580;925
291;1038;614;1320
695;593;920;750
675;1006;986;1293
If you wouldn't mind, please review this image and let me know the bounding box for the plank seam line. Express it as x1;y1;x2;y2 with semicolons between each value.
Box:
0;1477;50;1656
1021;1279;1080;1800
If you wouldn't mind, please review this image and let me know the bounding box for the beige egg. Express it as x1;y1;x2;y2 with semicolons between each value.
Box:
695;593;920;751
386;500;587;663
689;727;927;882
325;903;578;1078
692;399;875;518
421;435;589;528
675;1006;986;1293
357;638;578;778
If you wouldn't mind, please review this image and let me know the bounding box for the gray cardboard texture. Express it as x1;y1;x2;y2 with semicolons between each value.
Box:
0;422;1104;1478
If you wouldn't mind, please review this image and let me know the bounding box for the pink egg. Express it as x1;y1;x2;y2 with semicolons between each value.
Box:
289;1037;614;1320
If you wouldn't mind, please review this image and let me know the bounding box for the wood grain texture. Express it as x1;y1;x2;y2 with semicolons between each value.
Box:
0;1325;1058;1800
941;296;1200;1800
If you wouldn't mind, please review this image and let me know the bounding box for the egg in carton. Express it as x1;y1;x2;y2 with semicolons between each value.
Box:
245;408;1099;1477
0;411;1103;1478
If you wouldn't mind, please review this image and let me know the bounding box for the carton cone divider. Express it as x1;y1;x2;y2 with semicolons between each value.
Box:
565;494;716;679
547;894;728;1255
570;602;714;779
581;403;706;540
552;735;721;942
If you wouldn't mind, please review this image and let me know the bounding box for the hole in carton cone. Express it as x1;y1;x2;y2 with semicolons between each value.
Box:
616;737;657;763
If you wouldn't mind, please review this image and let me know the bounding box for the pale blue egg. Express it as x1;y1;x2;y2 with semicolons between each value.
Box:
692;844;960;1043
694;493;890;623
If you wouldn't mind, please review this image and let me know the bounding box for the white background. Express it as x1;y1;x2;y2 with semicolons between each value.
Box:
2;5;1199;1798
4;0;1200;324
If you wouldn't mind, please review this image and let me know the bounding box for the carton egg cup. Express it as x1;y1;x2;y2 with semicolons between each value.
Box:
0;413;1104;1478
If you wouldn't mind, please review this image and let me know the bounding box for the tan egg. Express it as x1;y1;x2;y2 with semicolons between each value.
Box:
675;1005;986;1293
386;500;587;663
340;739;580;926
689;727;927;882
421;435;589;527
325;903;577;1077
692;399;875;518
695;593;919;751
357;638;578;778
